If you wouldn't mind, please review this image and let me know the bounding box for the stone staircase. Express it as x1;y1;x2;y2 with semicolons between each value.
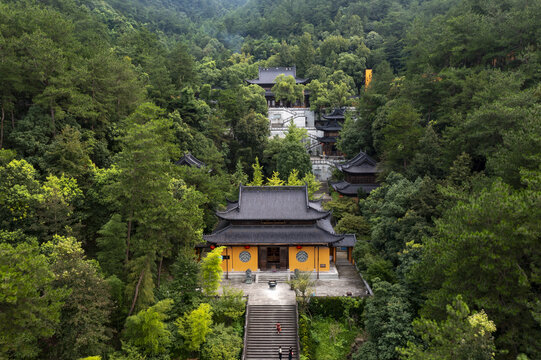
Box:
257;271;290;283
335;258;361;280
243;305;299;360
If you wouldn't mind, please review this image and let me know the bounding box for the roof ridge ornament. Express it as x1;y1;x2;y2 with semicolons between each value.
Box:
237;184;243;212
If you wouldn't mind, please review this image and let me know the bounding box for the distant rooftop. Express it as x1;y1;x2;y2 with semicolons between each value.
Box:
322;108;346;120
216;185;329;221
331;181;379;195
337;151;379;174
174;152;205;168
315;119;343;131
246;67;309;85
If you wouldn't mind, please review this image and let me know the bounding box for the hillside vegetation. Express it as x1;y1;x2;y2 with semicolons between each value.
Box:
0;0;540;359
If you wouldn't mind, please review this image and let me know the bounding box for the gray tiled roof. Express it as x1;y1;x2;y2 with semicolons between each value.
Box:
317;216;335;233
315;120;343;131
246;67;309;85
217;186;330;221
336;151;379;174
174;152;205;168
308;199;324;211
322;108;346;120
203;223;344;245
332;234;356;247
331;181;380;195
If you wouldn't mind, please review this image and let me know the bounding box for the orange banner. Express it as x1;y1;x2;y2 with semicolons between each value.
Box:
365;69;373;90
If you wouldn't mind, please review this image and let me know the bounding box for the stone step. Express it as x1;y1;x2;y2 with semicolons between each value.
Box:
244;305;298;360
256;273;290;283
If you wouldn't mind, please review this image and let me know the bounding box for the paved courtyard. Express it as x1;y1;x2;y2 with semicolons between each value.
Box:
219;269;369;305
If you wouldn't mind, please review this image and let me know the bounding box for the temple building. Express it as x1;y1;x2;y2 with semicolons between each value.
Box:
200;186;356;275
247;67;317;152
246;66;310;108
174;152;205;168
332;151;380;197
315;108;346;156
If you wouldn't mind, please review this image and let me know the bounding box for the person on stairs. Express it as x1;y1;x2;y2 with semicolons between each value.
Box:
278;346;282;359
288;346;293;360
276;322;282;334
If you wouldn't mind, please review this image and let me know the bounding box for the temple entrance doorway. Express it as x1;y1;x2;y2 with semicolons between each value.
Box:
258;246;289;270
267;247;280;263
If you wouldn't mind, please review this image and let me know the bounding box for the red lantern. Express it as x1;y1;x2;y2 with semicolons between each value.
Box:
210;245;215;250
244;245;250;249
296;245;302;249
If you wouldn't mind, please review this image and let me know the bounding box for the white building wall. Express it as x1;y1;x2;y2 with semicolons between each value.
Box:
267;108;343;181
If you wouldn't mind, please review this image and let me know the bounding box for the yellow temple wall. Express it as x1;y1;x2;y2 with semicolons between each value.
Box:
219;246;258;272
289;246;330;272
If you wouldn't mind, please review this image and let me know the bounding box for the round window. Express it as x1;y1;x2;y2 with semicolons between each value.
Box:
296;250;309;263
239;251;251;263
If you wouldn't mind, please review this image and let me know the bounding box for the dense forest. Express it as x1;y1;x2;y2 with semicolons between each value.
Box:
0;0;540;359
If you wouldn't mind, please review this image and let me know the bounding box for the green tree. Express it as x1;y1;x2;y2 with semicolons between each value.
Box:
160;249;202;319
359;173;436;264
234;109;269;163
399;296;496;360
276;140;312;179
32;174;83;240
287;169;304;186
125;253;155;316
302;172;321;200
295;33;315;77
335;213;370;238
177;302;213;353
323;197;359;222
376;102;423;171
272;74;304;105
327;81;354;108
96;214;127;278
418;177;541;357
43;125;94;184
201;323;243;360
353;240;396;284
0;159;41;231
231;160;248;188
42;235;112;359
107;103;182;314
247;157;264;186
354;280;414;360
306;79;329;111
218;84;267;128
0;240;66;359
288;271;315;311
123;299;173;356
201;246;225;296
337;113;368;158
211;286;246;324
267;171;284;186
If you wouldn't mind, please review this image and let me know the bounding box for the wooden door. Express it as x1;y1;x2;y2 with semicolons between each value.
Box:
280;247;288;270
258;246;266;270
267;247;280;263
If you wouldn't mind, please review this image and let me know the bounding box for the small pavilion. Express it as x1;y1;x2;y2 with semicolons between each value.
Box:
174;152;205;168
332;151;380;197
246;67;310;107
199;185;356;275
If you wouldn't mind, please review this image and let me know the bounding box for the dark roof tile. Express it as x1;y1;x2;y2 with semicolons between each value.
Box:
246;67;309;85
322;108;346;120
331;181;379;195
204;223;343;245
175;152;205;168
337;151;379;174
217;186;330;221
